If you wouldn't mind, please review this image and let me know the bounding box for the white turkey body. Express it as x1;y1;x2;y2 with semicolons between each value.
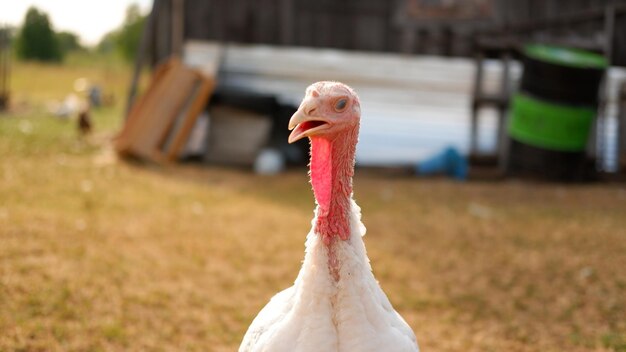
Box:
239;200;419;352
240;81;419;352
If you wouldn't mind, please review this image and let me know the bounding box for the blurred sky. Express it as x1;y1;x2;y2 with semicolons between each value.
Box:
0;0;152;45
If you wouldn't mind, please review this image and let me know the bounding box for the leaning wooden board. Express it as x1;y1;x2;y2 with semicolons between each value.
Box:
161;79;214;160
115;58;215;162
116;59;175;152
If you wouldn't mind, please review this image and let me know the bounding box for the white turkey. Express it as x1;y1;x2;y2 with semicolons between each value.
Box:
240;81;420;352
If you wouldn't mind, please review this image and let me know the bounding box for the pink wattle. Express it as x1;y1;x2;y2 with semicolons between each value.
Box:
310;137;333;218
309;135;355;246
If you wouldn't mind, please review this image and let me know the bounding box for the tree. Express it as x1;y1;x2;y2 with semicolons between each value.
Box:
98;4;146;61
56;31;83;54
0;26;16;48
16;7;62;62
96;31;115;54
118;4;146;61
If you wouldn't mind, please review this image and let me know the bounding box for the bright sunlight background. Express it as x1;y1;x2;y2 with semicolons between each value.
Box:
0;0;151;45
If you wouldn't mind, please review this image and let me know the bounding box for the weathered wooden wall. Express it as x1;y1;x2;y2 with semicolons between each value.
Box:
150;0;626;65
180;0;397;50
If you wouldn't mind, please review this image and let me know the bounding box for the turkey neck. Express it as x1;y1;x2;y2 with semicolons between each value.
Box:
309;124;359;256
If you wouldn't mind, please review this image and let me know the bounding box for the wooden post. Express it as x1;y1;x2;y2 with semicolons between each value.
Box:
604;3;615;65
587;77;607;166
442;26;453;56
171;0;185;57
280;0;295;45
0;25;9;110
470;51;484;156
155;0;171;62
497;51;511;150
125;0;161;119
401;26;416;54
618;81;626;173
497;51;512;173
0;27;5;107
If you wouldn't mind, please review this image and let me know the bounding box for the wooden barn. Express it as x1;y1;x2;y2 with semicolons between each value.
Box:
145;0;626;64
121;0;626;178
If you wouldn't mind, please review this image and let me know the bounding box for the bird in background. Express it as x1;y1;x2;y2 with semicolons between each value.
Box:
77;106;92;137
240;81;420;352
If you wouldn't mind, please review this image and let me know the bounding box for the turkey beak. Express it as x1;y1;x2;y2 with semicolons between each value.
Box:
288;104;330;144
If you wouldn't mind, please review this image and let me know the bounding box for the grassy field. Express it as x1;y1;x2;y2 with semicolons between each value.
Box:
1;58;626;352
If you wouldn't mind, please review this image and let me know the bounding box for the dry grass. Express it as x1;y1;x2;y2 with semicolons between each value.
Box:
1;59;626;351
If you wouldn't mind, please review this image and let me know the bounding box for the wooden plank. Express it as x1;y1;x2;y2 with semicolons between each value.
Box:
401;27;416;54
280;0;295;45
116;58;215;163
171;0;185;56
126;64;197;160
481;3;626;35
125;0;160;117
163;75;216;161
184;0;213;39
252;0;280;44
155;0;172;62
225;0;249;42
619;81;626;172
213;0;228;41
0;26;9;109
116;58;178;152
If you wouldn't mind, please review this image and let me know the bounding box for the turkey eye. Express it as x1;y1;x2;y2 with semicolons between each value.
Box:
334;98;348;112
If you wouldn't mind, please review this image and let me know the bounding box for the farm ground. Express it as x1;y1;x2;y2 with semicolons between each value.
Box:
1;58;625;351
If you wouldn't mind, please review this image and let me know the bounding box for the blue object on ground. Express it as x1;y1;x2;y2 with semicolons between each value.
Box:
415;147;468;181
88;85;102;107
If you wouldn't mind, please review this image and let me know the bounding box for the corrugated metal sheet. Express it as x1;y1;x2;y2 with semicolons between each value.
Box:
185;41;625;170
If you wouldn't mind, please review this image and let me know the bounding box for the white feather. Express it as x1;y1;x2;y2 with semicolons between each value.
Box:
240;200;419;352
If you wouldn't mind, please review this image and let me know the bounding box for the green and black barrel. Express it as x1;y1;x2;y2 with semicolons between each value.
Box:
507;44;608;181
